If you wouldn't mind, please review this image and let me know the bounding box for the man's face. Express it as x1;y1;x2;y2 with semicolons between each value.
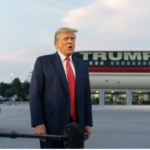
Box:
55;32;76;57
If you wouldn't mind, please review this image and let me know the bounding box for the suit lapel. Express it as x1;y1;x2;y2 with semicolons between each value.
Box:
72;56;81;100
52;52;69;95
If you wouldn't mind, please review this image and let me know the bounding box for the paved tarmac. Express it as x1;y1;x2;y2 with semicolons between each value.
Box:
0;103;150;149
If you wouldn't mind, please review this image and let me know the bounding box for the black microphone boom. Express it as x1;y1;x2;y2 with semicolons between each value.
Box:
0;122;84;148
0;131;66;141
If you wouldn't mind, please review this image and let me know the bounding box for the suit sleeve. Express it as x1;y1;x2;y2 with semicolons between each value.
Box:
29;57;45;127
84;65;93;127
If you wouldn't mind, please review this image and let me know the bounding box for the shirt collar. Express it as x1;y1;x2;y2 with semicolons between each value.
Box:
57;50;73;62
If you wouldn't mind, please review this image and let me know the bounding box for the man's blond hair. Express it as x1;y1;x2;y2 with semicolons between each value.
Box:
54;27;78;46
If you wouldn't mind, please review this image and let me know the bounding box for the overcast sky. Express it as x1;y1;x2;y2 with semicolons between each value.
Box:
0;0;150;83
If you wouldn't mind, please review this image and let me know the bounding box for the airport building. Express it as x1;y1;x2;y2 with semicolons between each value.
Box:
26;51;150;105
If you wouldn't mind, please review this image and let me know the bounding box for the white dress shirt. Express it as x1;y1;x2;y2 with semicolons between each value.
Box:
57;50;76;81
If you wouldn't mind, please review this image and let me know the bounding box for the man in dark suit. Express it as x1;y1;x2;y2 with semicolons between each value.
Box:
29;27;93;148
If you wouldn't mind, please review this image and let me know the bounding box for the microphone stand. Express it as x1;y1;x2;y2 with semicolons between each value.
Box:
0;131;68;141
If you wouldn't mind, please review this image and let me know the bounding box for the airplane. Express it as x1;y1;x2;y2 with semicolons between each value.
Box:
25;51;150;89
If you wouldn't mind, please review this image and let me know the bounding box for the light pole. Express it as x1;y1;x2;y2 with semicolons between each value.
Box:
10;73;13;84
0;83;1;95
21;80;24;88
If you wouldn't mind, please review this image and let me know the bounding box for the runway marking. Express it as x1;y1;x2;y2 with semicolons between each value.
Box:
92;132;150;135
0;112;30;121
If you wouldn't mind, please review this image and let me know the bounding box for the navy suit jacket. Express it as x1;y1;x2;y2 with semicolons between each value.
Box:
29;52;93;135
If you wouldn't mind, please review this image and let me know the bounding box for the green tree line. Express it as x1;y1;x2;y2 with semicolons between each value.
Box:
0;78;30;101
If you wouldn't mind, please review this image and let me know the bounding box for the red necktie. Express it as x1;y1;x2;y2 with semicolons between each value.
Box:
66;57;78;120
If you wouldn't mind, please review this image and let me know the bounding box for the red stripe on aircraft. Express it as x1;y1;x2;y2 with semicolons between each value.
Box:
88;67;150;72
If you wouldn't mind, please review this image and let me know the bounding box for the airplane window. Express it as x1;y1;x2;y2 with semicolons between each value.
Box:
132;61;135;65
127;61;130;65
111;61;114;65
116;61;119;65
138;61;141;65
100;61;104;65
143;61;146;65
89;61;93;65
95;61;98;65
121;61;125;65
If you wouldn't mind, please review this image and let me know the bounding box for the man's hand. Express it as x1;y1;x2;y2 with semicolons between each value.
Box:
35;124;47;142
84;126;91;140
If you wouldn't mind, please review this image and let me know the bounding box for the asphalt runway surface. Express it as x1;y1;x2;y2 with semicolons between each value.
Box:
0;103;150;149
